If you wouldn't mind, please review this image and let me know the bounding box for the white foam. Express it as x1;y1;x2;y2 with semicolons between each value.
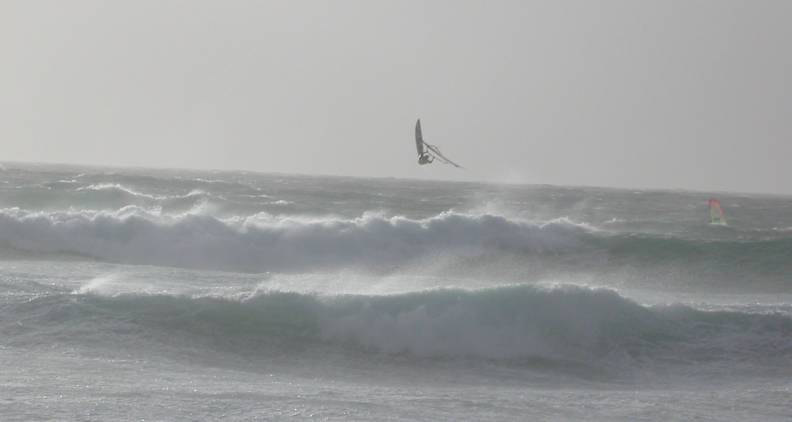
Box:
76;183;165;200
74;274;121;295
75;184;209;202
0;208;592;272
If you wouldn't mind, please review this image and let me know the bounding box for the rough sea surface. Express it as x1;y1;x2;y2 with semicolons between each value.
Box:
1;163;791;421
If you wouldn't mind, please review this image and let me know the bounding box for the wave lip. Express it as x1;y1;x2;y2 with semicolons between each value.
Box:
76;183;166;200
75;183;209;202
0;208;590;272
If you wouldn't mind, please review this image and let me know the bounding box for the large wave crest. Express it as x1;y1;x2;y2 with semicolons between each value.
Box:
0;208;588;272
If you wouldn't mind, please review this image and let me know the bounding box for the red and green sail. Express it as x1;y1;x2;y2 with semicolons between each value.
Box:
708;199;727;225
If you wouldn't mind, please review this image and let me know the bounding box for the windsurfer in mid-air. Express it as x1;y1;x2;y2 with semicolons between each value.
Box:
414;119;464;168
418;152;434;165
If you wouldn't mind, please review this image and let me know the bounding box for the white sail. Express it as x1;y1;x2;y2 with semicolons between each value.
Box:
415;119;424;156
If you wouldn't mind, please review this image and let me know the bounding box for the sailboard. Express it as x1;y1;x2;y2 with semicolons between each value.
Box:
414;119;464;169
708;199;727;225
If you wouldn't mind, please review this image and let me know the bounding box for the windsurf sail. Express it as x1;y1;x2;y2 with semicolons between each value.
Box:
709;199;727;225
415;119;425;156
414;118;464;169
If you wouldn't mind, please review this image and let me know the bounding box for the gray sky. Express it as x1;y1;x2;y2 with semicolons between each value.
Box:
2;0;791;194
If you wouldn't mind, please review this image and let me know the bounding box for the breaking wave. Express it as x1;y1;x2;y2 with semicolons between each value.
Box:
4;285;791;374
76;183;208;202
76;183;166;200
1;207;791;278
0;208;588;272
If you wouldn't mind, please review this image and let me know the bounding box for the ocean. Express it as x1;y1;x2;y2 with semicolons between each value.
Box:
1;162;790;421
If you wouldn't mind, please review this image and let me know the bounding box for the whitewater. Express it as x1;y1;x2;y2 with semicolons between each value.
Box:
1;163;791;421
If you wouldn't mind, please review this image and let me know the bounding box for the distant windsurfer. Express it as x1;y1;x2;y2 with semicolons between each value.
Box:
414;119;464;168
708;199;727;225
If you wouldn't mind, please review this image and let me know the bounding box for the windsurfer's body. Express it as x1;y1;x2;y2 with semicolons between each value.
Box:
418;153;434;165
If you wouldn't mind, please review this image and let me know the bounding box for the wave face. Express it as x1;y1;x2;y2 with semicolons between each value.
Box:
1;206;791;286
0;207;589;272
4;285;791;375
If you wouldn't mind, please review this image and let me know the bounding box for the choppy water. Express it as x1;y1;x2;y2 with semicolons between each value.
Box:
1;163;791;421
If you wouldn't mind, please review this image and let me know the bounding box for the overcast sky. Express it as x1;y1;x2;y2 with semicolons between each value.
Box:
2;0;791;194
